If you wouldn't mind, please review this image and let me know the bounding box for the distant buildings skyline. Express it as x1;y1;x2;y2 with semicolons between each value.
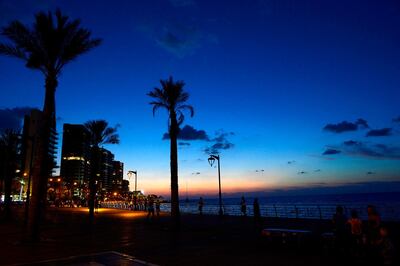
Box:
60;123;128;196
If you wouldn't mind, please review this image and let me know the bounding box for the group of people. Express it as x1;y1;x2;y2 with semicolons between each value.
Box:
332;205;396;264
198;196;261;221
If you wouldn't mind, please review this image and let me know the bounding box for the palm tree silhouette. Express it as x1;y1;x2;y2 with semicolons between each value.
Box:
84;120;119;222
148;76;194;229
0;9;101;240
0;130;21;220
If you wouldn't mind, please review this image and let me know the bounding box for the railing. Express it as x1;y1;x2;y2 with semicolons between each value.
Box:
100;201;400;221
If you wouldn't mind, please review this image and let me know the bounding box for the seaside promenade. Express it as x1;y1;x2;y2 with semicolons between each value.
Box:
1;206;399;265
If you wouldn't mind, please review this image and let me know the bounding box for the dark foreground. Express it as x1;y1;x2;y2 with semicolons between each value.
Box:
0;207;398;266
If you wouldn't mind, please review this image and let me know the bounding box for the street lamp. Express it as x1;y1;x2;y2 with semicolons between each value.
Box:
208;154;223;216
127;170;137;193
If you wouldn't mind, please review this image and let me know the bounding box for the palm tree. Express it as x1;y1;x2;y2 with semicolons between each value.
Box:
147;76;194;229
0;130;21;220
0;9;101;240
84;120;119;222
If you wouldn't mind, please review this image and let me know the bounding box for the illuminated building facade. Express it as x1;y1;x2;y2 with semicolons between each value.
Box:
60;124;90;197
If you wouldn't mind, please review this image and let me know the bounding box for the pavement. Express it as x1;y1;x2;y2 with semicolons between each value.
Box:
10;251;158;266
1;207;398;265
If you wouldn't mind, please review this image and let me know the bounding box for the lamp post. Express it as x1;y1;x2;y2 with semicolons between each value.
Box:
208;154;223;216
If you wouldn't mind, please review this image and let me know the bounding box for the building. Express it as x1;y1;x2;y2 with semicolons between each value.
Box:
21;109;58;197
122;180;130;193
59;123;123;197
60;124;90;197
98;148;115;193
112;160;124;193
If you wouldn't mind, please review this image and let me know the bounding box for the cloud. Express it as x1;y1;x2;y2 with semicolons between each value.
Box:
178;142;191;146
343;140;360;146
204;129;235;155
366;128;392;137
0;107;36;132
136;11;218;58
168;0;196;7
339;141;400;160
163;125;209;141
156;25;202;58
314;169;322;172
287;160;296;164
393;116;400;123
323;118;369;133
322;148;341;155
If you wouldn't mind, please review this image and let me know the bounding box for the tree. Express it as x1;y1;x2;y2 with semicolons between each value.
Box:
147;76;194;229
0;9;101;240
0;130;21;220
84;120;119;222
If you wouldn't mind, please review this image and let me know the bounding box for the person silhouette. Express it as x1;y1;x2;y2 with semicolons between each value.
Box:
240;196;247;216
198;197;204;215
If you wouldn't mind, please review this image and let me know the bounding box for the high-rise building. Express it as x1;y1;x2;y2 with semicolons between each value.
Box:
60;124;90;197
111;160;124;193
98;148;115;192
21;109;58;197
59;123;123;196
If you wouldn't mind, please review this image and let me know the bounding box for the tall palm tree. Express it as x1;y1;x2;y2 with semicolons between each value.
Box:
0;130;21;220
84;120;119;222
0;9;101;240
147;76;194;229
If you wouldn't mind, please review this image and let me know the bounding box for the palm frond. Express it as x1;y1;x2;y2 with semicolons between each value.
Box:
177;104;194;117
0;44;27;59
84;119;120;147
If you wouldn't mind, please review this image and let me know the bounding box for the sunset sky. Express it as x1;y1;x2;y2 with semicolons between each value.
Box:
1;0;399;197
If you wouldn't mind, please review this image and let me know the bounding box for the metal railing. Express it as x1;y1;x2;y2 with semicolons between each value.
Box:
100;201;400;221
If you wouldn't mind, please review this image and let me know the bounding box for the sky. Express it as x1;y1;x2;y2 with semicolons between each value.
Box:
1;0;400;197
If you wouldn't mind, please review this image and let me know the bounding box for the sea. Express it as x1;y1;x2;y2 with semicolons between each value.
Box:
169;192;400;221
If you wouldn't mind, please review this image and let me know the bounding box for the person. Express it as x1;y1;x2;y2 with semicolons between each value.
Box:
347;209;363;256
155;198;161;217
377;227;395;265
332;205;347;248
147;197;155;220
240;196;247;216
253;198;261;227
198;197;204;215
367;205;381;245
95;198;99;214
133;195;137;210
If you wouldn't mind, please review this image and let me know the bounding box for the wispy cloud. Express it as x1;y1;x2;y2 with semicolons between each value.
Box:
204;129;235;155
393;116;400;123
323;118;369;133
366;128;392;137
339;141;400;160
322;148;341;155
163;125;209;141
178;142;191;146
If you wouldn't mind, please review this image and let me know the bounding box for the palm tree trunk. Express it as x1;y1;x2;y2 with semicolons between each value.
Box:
27;75;57;241
88;146;98;223
3;168;12;220
169;113;180;230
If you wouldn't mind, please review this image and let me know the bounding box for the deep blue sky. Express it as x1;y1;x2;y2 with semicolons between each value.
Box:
1;0;399;196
